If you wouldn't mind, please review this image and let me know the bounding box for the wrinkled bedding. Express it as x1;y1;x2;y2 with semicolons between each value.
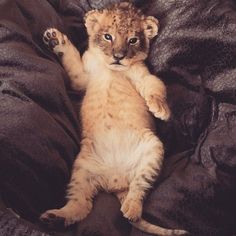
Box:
0;0;235;235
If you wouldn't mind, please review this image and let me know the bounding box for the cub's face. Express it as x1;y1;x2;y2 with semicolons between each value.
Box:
85;3;159;71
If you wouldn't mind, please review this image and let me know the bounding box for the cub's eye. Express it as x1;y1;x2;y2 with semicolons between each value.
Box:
128;37;139;45
103;33;113;42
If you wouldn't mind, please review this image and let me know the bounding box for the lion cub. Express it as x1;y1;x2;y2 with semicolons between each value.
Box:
40;2;187;236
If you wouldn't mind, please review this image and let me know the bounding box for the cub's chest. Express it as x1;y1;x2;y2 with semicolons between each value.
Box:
86;74;140;102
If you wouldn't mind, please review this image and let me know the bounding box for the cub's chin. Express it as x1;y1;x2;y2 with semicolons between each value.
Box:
106;63;130;71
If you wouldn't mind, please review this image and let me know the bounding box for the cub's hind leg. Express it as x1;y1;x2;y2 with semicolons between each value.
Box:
40;149;99;227
43;28;87;90
116;155;188;236
121;130;164;222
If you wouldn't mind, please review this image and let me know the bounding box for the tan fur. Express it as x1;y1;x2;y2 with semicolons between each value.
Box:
40;3;187;236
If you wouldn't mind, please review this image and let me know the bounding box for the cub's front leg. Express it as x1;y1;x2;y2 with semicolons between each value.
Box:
43;28;87;90
143;75;171;121
127;63;170;121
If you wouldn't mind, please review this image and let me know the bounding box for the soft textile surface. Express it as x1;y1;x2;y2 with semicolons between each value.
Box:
0;208;50;236
0;0;235;236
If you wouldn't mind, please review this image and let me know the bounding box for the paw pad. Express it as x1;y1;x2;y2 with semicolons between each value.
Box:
43;28;59;49
43;28;68;55
49;38;59;49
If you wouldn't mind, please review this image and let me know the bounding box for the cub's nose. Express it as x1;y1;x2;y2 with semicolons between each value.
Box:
113;52;126;61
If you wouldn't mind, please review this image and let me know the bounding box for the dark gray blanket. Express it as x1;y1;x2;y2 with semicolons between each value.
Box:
0;0;235;236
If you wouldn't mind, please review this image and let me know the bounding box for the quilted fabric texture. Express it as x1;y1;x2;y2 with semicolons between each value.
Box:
0;208;50;236
0;0;235;236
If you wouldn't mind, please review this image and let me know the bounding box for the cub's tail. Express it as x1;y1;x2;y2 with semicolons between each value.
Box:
131;218;188;236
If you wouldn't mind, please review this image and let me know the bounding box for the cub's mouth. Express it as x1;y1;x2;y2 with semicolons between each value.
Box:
107;61;128;71
105;57;130;71
111;61;123;65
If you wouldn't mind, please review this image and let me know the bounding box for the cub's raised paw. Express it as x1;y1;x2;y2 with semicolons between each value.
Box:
43;28;69;56
146;95;171;121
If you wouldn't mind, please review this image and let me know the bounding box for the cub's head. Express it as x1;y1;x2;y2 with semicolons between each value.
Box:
84;2;159;71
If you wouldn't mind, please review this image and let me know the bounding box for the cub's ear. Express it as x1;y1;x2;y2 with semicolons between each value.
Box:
84;9;104;35
143;16;159;39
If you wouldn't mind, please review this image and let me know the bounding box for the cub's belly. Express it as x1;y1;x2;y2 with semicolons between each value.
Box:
88;124;157;170
89;128;146;191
